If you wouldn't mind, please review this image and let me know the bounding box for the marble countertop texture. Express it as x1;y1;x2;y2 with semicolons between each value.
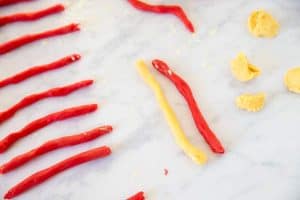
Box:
1;0;300;199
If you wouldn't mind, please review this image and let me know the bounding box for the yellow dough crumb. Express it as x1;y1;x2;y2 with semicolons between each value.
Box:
284;67;300;93
236;93;266;112
248;10;279;38
230;53;261;82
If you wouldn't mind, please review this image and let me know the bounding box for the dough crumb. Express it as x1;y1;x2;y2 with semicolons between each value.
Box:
284;67;300;93
236;93;266;112
164;168;168;176
230;53;261;82
248;10;279;38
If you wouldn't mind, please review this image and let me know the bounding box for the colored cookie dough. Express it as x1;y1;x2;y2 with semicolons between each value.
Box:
284;67;300;93
236;93;266;112
136;60;207;165
230;53;261;82
248;10;279;38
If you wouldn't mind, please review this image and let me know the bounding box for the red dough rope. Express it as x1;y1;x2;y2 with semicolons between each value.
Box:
0;126;113;174
0;54;81;88
0;80;93;124
127;191;145;200
0;23;80;55
0;4;65;27
4;146;112;199
127;0;195;33
0;0;32;7
152;59;225;154
0;104;98;153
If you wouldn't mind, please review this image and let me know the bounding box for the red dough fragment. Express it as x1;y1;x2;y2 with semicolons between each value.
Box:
0;80;93;124
0;4;65;27
0;23;80;55
152;59;225;154
127;0;194;33
0;0;32;7
0;54;81;88
0;104;98;153
127;191;145;200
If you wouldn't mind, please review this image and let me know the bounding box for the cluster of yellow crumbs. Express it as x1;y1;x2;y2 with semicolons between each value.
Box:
231;10;299;112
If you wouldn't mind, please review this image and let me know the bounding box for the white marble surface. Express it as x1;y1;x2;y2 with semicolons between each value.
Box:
1;0;300;199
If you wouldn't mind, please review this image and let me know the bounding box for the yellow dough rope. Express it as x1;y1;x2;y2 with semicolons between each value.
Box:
136;60;207;165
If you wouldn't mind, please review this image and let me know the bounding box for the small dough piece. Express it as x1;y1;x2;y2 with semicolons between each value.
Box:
248;10;279;38
230;53;261;82
284;67;300;93
236;93;266;112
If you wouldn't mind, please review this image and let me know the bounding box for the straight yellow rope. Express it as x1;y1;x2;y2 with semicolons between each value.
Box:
136;60;207;165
